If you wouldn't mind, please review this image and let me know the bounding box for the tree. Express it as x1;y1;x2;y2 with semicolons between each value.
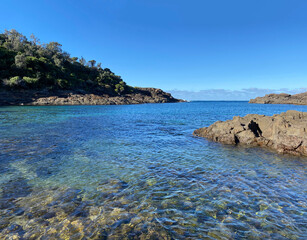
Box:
3;29;27;52
71;57;78;63
30;34;40;45
88;60;96;68
15;53;27;68
0;29;130;93
46;42;62;54
79;56;86;66
52;54;63;67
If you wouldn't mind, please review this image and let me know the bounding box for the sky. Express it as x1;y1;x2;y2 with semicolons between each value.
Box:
1;0;307;100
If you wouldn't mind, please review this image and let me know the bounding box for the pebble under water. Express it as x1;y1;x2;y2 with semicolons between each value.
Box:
0;101;307;239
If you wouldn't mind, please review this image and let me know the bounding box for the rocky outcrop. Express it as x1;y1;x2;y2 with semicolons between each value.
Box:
249;92;307;105
194;110;307;156
0;87;184;106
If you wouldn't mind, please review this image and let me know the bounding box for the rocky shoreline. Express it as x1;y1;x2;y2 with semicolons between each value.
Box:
194;110;307;156
249;92;307;105
0;87;184;106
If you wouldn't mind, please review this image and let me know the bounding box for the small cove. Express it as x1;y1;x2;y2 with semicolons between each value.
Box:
0;101;307;239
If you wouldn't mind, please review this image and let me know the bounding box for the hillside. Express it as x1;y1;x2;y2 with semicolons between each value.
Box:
0;30;182;105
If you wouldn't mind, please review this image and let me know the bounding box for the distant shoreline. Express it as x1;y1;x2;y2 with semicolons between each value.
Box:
188;100;249;102
0;88;184;106
249;92;307;105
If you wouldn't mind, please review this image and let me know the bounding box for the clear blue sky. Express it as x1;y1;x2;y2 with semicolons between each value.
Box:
1;0;307;99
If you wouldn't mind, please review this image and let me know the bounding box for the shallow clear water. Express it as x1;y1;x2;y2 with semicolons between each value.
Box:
0;101;307;239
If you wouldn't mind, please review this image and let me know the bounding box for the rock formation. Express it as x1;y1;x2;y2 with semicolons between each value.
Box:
249;92;307;105
0;87;184;106
194;110;307;156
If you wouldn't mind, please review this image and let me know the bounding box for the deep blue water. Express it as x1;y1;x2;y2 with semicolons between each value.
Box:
0;101;307;239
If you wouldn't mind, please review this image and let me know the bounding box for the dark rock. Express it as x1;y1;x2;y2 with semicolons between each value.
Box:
0;199;14;210
111;218;132;229
60;202;79;214
14;208;25;216
2;178;32;199
36;167;53;177
4;224;24;235
25;212;34;219
42;212;56;219
70;204;89;218
0;219;10;230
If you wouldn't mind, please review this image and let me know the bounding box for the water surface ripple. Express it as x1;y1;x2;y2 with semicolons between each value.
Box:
0;102;307;239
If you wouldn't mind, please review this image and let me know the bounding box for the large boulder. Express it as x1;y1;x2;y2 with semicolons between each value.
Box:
193;110;307;156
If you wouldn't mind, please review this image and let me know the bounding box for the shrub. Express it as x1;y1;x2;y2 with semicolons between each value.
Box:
115;83;125;94
23;76;39;85
3;76;27;89
56;78;69;89
8;76;20;86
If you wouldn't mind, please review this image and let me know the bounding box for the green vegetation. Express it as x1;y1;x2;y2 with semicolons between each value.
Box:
0;29;131;95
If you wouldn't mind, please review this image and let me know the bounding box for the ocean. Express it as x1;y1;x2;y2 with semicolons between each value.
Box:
0;101;307;239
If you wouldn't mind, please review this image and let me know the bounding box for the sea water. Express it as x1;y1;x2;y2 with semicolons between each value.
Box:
0;101;306;239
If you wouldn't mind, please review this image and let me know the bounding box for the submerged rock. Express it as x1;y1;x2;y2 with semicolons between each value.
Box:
194;110;307;156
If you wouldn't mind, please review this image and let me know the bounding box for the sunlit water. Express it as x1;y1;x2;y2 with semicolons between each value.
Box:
0;101;307;239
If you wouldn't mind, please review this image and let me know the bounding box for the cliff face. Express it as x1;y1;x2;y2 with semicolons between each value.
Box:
0;88;184;106
194;110;307;157
249;92;307;105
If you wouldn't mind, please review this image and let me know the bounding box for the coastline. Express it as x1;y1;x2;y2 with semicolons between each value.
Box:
249;92;307;105
0;88;184;106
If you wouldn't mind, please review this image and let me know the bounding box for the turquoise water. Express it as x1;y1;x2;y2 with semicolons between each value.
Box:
0;101;307;239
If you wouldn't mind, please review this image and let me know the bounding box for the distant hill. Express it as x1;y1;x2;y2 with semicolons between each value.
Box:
0;30;182;105
249;92;307;105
